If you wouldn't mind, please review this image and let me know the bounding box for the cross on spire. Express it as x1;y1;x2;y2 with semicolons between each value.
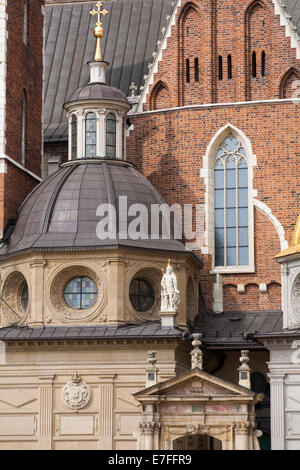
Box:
89;2;109;61
90;2;109;27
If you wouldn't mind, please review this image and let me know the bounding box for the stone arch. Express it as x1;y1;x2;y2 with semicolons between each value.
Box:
178;2;201;106
280;67;300;99
201;123;256;273
253;199;288;251
245;0;270;100
172;432;222;450
150;81;171;110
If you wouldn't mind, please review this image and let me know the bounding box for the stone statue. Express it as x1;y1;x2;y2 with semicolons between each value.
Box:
161;260;180;312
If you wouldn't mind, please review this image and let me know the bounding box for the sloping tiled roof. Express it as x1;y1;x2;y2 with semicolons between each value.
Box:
197;310;283;349
0;312;282;348
0;322;184;341
44;0;175;142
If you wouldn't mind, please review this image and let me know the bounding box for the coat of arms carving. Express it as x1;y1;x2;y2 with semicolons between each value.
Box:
62;372;91;410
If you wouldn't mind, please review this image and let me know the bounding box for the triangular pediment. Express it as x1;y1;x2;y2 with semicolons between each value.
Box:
134;368;255;400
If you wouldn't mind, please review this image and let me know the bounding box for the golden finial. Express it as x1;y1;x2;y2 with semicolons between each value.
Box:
90;2;109;62
275;215;300;258
292;215;300;246
167;258;171;266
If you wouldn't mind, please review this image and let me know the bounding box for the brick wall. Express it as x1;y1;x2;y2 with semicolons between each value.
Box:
144;0;300;110
0;0;44;233
42;0;300;313
127;101;300;311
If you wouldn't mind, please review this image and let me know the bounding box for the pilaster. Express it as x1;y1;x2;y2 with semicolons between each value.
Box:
29;259;46;326
270;374;285;450
106;257;126;324
39;375;55;450
99;374;115;450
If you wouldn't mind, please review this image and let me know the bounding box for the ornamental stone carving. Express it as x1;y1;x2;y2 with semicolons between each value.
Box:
191;333;203;370
139;422;160;435
62;372;91;410
234;422;251;434
292;274;300;318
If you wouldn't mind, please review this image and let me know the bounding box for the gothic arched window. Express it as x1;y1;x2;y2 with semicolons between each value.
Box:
214;135;249;267
106;113;116;158
85;112;96;158
71;115;77;159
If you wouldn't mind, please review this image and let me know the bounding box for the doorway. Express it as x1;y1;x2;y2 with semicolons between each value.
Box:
173;433;222;450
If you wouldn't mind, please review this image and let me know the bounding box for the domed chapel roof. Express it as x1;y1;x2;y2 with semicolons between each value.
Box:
0;160;187;256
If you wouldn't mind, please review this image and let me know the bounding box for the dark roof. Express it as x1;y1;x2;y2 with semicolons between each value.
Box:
197;310;283;349
44;0;175;142
0;159;190;256
66;82;128;103
283;0;300;36
0;322;183;341
254;328;300;340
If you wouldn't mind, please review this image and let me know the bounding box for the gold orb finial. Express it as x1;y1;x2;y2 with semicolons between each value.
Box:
90;2;109;61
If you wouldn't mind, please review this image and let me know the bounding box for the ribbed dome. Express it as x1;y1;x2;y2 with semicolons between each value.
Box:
66;83;129;104
1;160;187;256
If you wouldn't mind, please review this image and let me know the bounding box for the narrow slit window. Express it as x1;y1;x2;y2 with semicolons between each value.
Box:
186;59;190;83
71;115;77;159
194;58;199;82
261;51;266;77
106;113;116;158
228;55;232;80
252;52;257;78
85;112;96;158
23;0;28;45
218;56;223;80
21;91;26;165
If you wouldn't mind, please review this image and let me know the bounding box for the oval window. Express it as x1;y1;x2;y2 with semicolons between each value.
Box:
129;278;155;312
64;276;98;310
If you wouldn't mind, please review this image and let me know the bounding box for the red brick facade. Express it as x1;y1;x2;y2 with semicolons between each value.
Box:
0;0;43;233
126;0;300;312
42;0;300;313
143;0;300;110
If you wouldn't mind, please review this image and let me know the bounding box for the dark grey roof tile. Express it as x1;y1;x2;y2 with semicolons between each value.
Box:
44;0;175;141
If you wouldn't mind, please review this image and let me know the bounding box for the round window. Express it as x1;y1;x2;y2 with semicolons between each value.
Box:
64;277;98;310
21;282;29;311
129;279;155;312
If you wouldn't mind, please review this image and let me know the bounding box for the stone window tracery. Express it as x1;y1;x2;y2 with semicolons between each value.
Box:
214;135;249;267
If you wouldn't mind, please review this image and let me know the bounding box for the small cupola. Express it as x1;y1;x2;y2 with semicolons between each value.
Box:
63;2;131;161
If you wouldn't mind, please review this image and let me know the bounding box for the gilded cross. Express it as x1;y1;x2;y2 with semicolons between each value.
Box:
90;2;109;27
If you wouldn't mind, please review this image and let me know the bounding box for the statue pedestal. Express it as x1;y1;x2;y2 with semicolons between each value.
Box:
158;310;177;328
